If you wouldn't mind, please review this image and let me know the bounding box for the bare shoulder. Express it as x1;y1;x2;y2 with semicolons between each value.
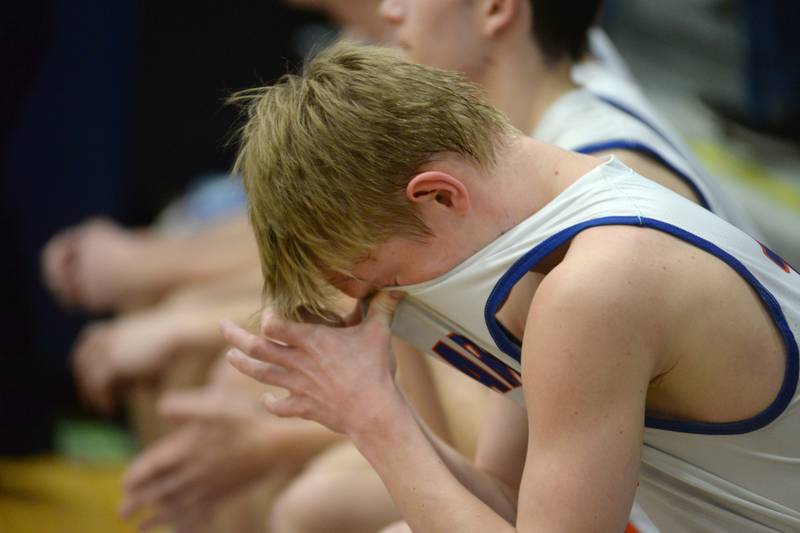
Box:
515;226;660;533
524;225;684;381
526;222;786;426
534;224;679;320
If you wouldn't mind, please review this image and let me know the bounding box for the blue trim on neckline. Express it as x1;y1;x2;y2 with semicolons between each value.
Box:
574;139;711;210
485;216;643;363
484;215;799;436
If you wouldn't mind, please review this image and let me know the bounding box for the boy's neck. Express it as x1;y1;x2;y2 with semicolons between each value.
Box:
416;139;603;284
480;39;577;135
478;137;602;233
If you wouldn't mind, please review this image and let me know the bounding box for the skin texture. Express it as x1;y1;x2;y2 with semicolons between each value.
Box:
42;214;257;314
284;0;388;42
379;0;491;81
270;354;486;533
224;138;786;532
378;521;413;533
72;314;183;414
119;297;456;533
270;442;400;533
71;267;262;413
119;383;338;532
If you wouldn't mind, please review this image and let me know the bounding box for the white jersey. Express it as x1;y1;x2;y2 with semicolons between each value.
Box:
390;157;800;532
537;56;761;238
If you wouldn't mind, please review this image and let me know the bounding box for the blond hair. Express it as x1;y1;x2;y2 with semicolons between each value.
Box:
231;42;512;319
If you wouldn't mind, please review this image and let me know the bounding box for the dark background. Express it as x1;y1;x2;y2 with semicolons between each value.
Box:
0;0;323;455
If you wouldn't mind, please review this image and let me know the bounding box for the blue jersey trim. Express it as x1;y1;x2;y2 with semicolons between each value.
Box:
574;139;711;210
484;216;643;363
484;215;799;436
593;95;684;155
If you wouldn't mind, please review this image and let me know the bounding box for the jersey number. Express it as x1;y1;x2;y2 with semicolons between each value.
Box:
760;242;798;275
432;333;521;393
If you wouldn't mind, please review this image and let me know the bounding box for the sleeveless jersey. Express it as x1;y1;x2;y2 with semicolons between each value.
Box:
389;157;800;532
533;74;760;238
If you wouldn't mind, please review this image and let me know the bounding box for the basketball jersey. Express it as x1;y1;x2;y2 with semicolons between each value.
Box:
533;72;761;238
389;157;800;532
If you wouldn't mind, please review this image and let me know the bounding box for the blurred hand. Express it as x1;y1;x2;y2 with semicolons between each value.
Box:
41;218;152;312
224;291;403;436
119;387;293;532
41;224;81;309
71;310;184;413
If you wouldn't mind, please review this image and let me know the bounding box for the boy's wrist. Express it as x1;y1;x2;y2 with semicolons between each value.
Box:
349;386;415;453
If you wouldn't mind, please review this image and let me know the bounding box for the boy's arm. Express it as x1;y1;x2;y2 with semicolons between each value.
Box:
473;391;529;499
354;267;656;532
223;265;659;532
393;337;453;445
513;261;656;531
401;397;520;523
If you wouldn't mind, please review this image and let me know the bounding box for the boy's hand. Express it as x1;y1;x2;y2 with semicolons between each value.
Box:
222;291;403;436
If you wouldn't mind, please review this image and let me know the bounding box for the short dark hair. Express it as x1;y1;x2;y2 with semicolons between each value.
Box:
530;0;603;62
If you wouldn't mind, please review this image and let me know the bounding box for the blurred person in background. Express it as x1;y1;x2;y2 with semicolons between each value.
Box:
110;3;488;531
5;0;316;450
600;0;800;267
1;2;327;533
286;0;389;42
39;0;390;412
711;0;800;142
62;3;425;532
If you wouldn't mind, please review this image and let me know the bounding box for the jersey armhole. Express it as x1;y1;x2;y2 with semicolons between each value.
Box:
484;216;799;435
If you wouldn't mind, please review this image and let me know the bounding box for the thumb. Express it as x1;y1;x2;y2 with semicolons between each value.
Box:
364;290;403;329
158;389;232;424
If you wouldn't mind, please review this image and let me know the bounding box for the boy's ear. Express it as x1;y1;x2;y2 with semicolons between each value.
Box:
405;171;470;215
482;0;520;39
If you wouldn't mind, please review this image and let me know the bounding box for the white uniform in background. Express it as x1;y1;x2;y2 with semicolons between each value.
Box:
391;157;800;533
395;33;763;532
541;31;760;236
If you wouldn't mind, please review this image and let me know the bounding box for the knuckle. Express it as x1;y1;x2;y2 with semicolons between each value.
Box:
246;337;265;358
